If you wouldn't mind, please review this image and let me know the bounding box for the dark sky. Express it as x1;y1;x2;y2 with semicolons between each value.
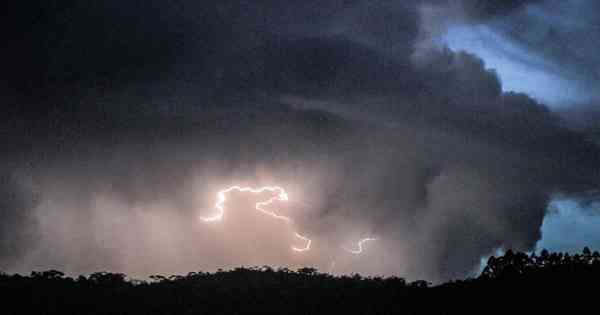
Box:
1;0;599;282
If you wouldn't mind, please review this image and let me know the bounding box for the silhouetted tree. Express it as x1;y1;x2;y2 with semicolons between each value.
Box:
2;248;599;314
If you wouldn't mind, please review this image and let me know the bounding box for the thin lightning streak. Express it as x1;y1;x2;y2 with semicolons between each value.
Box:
343;238;377;254
200;185;311;252
292;232;311;252
328;260;336;274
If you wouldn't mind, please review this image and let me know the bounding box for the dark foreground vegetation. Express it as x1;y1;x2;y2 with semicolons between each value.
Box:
2;248;598;314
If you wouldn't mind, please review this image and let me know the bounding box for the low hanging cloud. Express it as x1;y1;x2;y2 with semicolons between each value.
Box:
0;0;599;282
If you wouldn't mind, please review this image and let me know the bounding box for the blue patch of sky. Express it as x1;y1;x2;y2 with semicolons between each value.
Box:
474;198;600;276
442;24;593;107
535;198;600;253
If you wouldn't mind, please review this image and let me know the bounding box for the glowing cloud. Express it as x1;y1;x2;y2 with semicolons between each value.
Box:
201;185;379;257
200;186;311;252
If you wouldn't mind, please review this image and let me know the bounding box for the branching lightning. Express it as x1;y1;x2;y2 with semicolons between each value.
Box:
343;238;377;254
201;185;378;258
200;186;312;252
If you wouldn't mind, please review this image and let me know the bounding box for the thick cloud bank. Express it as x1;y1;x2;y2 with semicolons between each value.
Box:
1;0;598;282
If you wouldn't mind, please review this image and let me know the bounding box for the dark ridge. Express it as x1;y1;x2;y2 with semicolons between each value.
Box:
1;248;597;314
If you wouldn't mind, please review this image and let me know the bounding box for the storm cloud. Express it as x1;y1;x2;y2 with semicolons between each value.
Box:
0;0;598;282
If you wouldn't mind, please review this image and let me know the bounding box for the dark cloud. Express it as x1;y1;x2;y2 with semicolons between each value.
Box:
556;103;600;130
0;0;598;282
459;0;542;20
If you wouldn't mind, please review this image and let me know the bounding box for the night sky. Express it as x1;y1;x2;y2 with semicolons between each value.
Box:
1;0;599;283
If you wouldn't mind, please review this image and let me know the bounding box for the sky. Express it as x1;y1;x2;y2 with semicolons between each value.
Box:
439;0;600;255
0;0;599;283
443;24;591;106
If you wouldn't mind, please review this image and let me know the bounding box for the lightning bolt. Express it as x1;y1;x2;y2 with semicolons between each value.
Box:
328;260;336;274
200;186;311;252
292;232;312;252
343;238;377;254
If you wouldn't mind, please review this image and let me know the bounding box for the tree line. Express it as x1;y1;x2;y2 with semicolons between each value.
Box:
1;248;598;314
